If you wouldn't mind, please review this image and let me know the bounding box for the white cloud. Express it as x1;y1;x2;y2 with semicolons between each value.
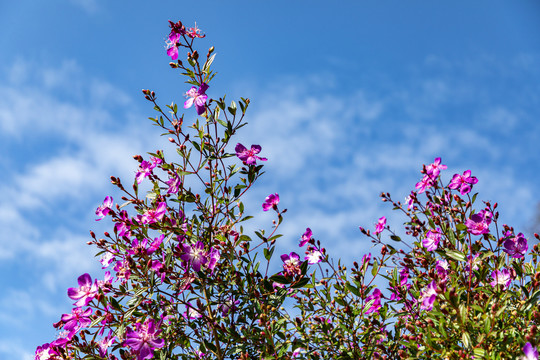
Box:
68;0;99;14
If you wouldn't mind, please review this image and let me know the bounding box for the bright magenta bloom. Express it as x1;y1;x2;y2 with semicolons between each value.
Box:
67;273;98;307
235;143;267;165
425;157;447;177
125;319;164;360
375;216;386;235
503;232;528;258
299;228;312;247
95;196;113;221
465;210;492;235
415;174;436;194
523;342;539;360
281;252;301;277
364;288;382;314
448;170;478;195
61;307;92;332
186;23;205;39
184;83;209;115
422;228;441;251
141;202;167;225
180;241;208;272
490;268;512;290
419;280;437;311
262;193;280;211
305;249;322;264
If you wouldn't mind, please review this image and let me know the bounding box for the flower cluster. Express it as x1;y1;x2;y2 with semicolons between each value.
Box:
35;19;540;360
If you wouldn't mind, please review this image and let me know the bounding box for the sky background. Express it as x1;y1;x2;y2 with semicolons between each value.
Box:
1;1;540;358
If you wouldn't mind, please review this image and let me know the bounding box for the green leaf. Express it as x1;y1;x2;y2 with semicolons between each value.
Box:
269;274;290;284
446;249;466;262
263;246;275;261
345;282;361;297
390;235;401;242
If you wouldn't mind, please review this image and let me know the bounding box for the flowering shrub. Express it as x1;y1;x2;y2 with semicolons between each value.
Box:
35;19;540;360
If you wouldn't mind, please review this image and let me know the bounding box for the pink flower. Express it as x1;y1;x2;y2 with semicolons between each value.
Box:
375;216;386;235
186;23;205;39
299;228;312;247
167;174;182;194
235;143;267;165
422;228;441;251
180;241;208;272
35;343;58;360
184;83;209;115
415;174;436;194
125;319;164;360
281;252;301;277
523;342;539;360
435;259;449;281
98;330;116;358
405;191;415;210
490;268;512;290
364;288;382;314
305;249;323;264
425;157;447;177
141;202;167;225
262;193;280;211
448;170;478;195
61;307;92;332
503;232;528;259
419;280;437;311
207;248;220;274
166;20;186;60
465;210;492;235
67;273;98;307
95;196;113;221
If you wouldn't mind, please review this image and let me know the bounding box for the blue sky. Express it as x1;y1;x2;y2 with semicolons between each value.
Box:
1;1;540;358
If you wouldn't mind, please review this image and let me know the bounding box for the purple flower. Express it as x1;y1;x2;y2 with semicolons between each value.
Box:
184;83;209;115
375;216;386;235
364;288;382;314
415;174;436;194
262;193;280;211
448;170;478;195
299;228;312;247
490;268;512;290
167;174;182;194
435;259;449;281
98;330;116;358
465;210;492;235
166;20;185;60
235;143;267;165
67;273;98;307
35;343;58;360
419;281;437;311
207;248;220;274
422;228;441;251
425;157;447;177
61;307;92;332
305;249;323;264
503;232;528;259
180;241;208;272
95;196;113;221
523;342;539;360
361;253;371;267
281;252;301;277
141;202;167;225
405;191;415;210
125;319;164;360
